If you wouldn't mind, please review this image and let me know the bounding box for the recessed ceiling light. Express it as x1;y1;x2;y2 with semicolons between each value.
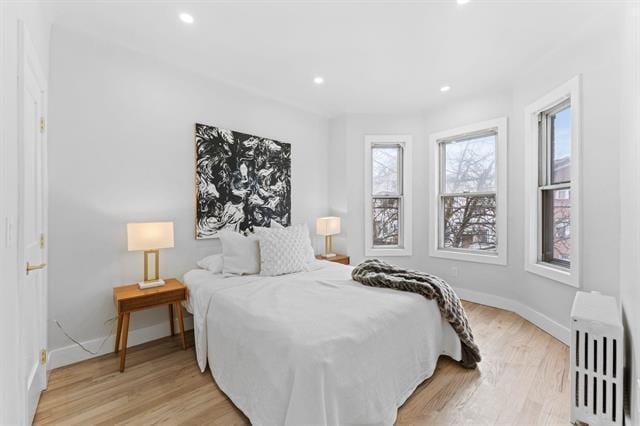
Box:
440;85;451;92
457;0;471;4
179;13;194;24
313;76;324;85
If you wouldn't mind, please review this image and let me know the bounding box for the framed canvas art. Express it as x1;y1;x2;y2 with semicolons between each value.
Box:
195;123;291;239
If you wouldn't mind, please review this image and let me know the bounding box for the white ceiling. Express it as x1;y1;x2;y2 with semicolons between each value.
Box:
48;1;620;116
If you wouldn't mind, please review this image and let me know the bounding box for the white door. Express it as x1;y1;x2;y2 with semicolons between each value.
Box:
18;21;48;424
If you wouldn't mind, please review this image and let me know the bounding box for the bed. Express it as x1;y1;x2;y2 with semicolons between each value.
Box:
183;260;462;426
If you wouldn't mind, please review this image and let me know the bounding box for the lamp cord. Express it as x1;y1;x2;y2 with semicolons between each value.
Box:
51;317;117;356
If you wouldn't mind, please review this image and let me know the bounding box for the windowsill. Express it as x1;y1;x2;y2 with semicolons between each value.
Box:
365;247;412;257
429;248;506;265
525;261;579;288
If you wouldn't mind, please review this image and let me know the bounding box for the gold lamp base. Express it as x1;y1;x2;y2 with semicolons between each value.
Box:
324;235;336;257
138;249;165;289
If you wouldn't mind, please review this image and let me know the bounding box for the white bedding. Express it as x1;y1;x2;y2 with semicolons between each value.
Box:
184;260;461;426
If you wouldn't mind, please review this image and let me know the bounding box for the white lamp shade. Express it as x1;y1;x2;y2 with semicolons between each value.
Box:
127;222;174;251
316;217;341;236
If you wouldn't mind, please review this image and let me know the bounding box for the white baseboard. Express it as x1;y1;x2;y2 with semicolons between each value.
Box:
454;287;570;345
48;316;194;370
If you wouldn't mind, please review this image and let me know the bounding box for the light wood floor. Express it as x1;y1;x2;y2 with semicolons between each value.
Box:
34;302;570;425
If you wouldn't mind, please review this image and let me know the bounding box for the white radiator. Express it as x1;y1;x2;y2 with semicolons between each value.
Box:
570;291;624;425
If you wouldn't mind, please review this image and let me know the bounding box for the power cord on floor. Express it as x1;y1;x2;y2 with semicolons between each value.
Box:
51;316;117;356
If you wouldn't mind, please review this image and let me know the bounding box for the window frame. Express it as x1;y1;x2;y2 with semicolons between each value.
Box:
539;99;572;268
524;75;581;287
364;135;413;257
428;117;508;265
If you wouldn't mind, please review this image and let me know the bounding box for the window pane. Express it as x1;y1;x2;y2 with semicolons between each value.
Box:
442;195;496;251
542;189;571;266
372;146;401;195
551;106;571;184
444;133;496;194
372;198;400;246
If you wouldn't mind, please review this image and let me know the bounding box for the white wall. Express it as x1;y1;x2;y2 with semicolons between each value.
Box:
328;13;624;343
510;17;622;326
327;115;348;253
329;113;425;267
619;3;640;424
47;27;329;358
0;2;52;423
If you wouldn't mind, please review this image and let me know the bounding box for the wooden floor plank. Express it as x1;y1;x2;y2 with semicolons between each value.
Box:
34;302;570;425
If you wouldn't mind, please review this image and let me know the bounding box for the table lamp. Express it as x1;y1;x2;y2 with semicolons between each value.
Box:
127;222;174;289
316;216;341;258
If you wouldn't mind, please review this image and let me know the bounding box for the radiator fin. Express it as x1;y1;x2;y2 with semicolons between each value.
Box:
613;339;617;378
593;377;597;415
603;337;607;376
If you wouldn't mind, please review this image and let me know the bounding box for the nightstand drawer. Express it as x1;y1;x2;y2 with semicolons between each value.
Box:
118;288;185;312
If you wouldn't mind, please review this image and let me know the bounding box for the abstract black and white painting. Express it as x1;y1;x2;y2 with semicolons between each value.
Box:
195;123;291;239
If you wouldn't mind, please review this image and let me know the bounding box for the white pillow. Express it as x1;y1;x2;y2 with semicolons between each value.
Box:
219;231;261;275
196;253;224;274
255;223;316;262
259;225;313;276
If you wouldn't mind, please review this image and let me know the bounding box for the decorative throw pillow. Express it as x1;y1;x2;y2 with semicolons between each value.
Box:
255;223;316;263
196;253;224;274
219;231;260;275
259;225;313;276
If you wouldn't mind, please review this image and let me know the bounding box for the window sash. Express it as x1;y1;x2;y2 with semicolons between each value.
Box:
371;143;403;197
438;130;498;196
371;196;403;248
438;194;497;252
539;185;571;268
538;99;571;187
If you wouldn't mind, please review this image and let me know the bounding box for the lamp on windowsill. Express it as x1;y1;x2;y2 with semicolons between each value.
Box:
127;222;174;289
316;216;341;258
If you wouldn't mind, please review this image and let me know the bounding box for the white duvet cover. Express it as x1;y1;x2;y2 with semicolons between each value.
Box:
183;261;461;426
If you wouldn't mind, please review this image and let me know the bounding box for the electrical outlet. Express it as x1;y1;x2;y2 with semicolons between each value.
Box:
450;266;459;278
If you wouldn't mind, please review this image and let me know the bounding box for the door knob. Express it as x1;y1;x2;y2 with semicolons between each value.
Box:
26;262;46;275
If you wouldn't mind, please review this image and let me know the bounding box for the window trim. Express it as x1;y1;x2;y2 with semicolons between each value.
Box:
364;135;413;257
428;117;508;265
524;75;581;287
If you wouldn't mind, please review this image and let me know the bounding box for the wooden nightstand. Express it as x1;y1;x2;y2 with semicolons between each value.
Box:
316;254;350;265
113;278;187;372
